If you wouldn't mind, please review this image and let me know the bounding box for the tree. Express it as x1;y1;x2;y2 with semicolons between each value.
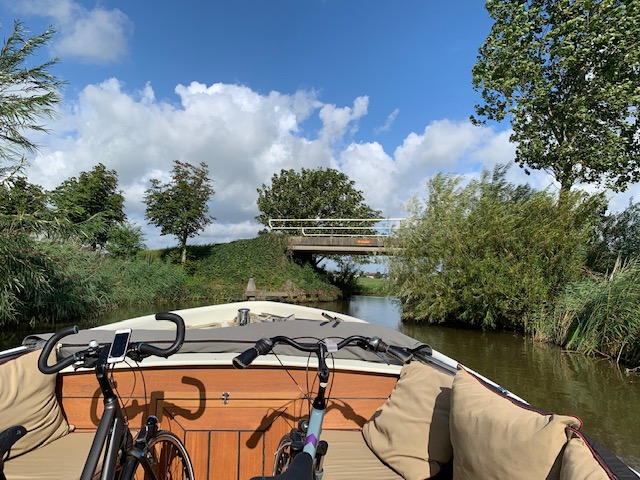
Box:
256;167;381;267
0;20;63;181
51;163;125;249
105;222;146;258
471;0;640;193
587;198;640;272
0;176;47;215
256;167;381;226
144;160;215;264
388;164;604;329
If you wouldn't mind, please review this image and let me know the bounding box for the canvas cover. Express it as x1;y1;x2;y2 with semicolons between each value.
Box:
22;319;425;364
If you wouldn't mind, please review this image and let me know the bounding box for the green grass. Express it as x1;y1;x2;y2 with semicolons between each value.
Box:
534;260;640;367
356;277;390;296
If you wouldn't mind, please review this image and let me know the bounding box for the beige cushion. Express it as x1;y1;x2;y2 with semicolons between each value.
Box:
560;430;611;480
362;361;453;480
450;367;581;480
322;430;403;479
4;432;95;480
0;350;70;458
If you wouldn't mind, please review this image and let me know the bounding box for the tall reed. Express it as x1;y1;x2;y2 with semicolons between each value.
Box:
548;260;640;366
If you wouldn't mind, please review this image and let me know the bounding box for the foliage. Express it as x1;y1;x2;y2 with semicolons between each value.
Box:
174;234;340;301
472;0;640;192
0;20;63;180
356;277;390;296
51;163;125;249
144;160;215;264
587;199;640;273
534;260;640;367
388;165;603;329
0;240;185;326
256;167;381;269
328;257;362;295
104;222;146;258
256;167;381;227
0;176;47;214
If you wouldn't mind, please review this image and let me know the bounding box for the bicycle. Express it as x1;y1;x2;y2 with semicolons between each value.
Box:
37;312;195;480
232;334;416;480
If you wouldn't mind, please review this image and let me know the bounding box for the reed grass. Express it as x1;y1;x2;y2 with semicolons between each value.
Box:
542;260;640;366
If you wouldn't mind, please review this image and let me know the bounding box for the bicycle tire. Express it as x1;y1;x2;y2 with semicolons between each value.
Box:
132;430;194;480
273;432;295;475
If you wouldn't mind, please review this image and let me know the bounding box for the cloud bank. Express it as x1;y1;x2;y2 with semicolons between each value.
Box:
26;78;561;249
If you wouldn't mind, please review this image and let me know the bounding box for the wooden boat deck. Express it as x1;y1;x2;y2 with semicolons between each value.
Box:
58;365;397;479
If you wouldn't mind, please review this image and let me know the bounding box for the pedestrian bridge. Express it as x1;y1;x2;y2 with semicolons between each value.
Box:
268;218;405;255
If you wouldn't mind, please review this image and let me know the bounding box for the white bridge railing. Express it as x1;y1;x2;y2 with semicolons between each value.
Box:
268;218;405;237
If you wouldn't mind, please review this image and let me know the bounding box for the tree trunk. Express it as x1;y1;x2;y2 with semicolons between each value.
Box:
181;234;187;264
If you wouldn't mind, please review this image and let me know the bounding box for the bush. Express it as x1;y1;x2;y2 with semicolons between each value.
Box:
535;260;640;367
388;165;603;329
0;240;185;326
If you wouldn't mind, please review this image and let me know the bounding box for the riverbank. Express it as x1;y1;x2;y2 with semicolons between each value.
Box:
0;234;341;330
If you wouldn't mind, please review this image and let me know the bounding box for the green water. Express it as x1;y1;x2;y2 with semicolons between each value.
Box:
331;296;640;472
3;295;639;470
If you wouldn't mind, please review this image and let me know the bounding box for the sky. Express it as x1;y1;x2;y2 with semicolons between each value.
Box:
1;0;637;249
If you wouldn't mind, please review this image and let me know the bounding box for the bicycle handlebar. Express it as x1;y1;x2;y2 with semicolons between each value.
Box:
37;312;187;374
232;334;415;370
136;312;186;358
38;325;81;374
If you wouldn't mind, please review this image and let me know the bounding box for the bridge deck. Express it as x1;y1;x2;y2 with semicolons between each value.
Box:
288;236;389;255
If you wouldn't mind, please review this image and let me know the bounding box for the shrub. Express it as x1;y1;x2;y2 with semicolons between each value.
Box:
388;165;603;329
538;260;640;367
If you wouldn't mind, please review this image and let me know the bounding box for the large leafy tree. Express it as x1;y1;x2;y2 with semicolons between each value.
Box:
144;160;215;264
0;20;63;181
256;167;381;269
471;0;640;192
0;176;47;215
50;163;125;249
256;167;381;226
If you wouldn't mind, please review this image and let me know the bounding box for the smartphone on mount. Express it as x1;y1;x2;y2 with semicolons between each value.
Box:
107;328;132;364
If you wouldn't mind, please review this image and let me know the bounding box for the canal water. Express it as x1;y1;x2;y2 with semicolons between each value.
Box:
318;296;640;471
2;295;638;469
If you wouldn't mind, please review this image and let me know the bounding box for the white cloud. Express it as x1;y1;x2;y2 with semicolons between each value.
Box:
319;96;369;144
11;0;132;64
25;78;640;249
374;108;399;135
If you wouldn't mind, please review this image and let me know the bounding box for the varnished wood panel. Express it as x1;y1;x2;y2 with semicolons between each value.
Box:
57;365;397;479
185;431;210;479
210;432;239;479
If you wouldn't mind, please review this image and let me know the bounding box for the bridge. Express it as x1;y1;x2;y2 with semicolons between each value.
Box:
268;218;406;255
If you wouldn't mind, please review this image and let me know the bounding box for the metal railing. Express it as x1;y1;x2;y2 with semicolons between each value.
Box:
268;218;405;237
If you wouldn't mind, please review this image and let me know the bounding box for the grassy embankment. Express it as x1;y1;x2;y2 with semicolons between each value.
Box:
0;234;339;331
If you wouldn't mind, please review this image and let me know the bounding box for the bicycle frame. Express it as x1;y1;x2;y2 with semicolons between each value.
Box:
234;334;413;480
301;342;329;471
38;312;188;480
81;342;160;480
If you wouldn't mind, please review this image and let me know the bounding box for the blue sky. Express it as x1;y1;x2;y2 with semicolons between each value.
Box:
1;1;634;248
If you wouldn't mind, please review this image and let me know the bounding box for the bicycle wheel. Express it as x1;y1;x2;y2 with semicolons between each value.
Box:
273;432;295;475
133;430;194;480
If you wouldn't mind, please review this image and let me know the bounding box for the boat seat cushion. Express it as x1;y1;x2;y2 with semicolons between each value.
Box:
321;430;403;479
362;361;454;480
3;432;95;479
450;366;582;480
0;349;71;458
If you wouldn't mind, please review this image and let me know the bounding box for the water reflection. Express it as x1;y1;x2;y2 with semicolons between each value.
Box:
328;296;640;471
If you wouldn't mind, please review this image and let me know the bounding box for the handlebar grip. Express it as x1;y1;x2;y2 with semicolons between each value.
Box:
385;345;413;364
233;348;259;369
38;325;79;374
136;312;186;358
233;337;274;369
